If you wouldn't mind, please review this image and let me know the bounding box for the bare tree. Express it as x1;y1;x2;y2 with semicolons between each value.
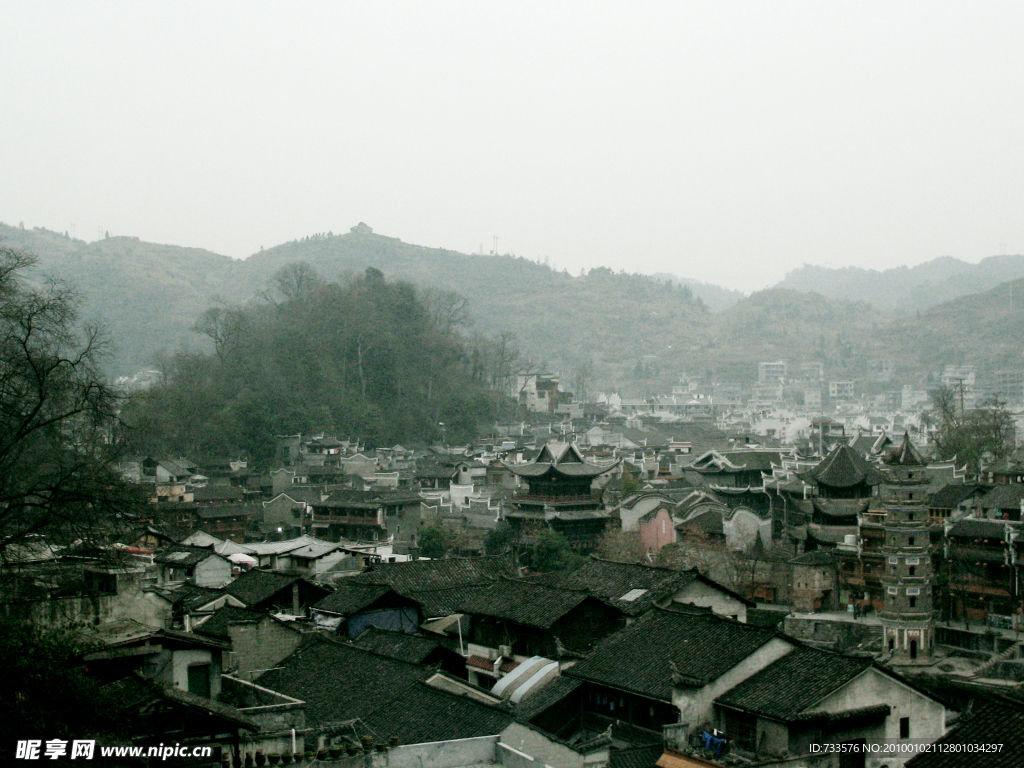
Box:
422;287;472;335
928;386;1015;475
0;247;143;564
192;302;247;361
259;262;324;306
595;528;650;563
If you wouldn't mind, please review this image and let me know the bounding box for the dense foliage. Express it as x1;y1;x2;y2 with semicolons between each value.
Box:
125;266;513;462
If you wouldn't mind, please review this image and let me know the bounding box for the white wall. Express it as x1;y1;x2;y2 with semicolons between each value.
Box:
501;722;594;768
673;638;795;727
171;648;219;697
813;667;948;746
619;496;668;532
673;580;749;623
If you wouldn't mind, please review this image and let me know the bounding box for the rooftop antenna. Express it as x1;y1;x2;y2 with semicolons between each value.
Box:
492;235;498;255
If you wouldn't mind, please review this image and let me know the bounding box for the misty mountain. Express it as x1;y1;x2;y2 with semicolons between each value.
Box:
5;221;1023;393
0;223;708;382
652;273;745;312
878;277;1024;373
776;255;1024;313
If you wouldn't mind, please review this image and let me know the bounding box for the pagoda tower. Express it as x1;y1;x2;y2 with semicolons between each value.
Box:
880;434;935;662
503;442;618;551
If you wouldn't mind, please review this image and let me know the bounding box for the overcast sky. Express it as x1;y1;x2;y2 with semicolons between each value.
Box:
2;3;1023;292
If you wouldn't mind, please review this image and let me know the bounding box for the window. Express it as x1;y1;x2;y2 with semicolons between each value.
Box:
909;597;917;608
908;537;915;546
900;717;910;738
909;566;916;577
187;664;211;698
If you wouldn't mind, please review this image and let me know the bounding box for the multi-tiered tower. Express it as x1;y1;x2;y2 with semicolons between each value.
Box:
880;434;935;662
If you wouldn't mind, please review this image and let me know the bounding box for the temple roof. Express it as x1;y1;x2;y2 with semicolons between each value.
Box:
799;443;884;489
503;441;618;478
885;433;927;467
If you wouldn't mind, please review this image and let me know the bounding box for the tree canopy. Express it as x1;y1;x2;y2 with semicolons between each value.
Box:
125;265;514;463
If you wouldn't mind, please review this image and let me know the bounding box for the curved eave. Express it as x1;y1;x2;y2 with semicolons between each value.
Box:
502;459;620;479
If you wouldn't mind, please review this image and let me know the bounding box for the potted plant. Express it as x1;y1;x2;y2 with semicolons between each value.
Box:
268;755;281;766
280;754;292;765
255;751;267;767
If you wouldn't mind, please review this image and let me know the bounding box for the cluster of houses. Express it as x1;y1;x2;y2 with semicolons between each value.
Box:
9;387;1024;766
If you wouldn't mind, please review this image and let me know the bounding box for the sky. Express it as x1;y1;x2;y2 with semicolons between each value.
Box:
2;2;1024;292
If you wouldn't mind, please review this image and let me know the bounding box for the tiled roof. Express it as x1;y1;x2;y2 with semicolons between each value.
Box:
515;675;583;721
947;517;1011;539
715;646;871;720
799;443;884;489
154;545;221;567
191;485;246;502
609;744;664;768
257;638;512;742
225;569;301;606
244;536;319;555
885;434;927;467
350;627;444;664
266;487;325;504
347;555;515;593
906;695;1024;768
566;608;782;701
811;498;869;518
107;674;260;730
541;558;701;616
977;483;1024;510
193;606;264;639
313;583;395;616
197;504;254;519
789;549;834;567
928;483;981;510
448;580;605;629
161;583;227;612
690;450;782;474
504;442;618;479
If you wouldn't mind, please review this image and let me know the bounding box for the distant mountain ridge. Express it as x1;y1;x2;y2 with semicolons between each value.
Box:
0;223;709;381
776;254;1024;313
3;221;1022;392
653;273;745;312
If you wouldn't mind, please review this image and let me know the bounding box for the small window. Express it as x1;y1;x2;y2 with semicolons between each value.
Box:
909;566;916;577
188;664;211;698
908;537;915;546
900;717;910;738
909;597;917;608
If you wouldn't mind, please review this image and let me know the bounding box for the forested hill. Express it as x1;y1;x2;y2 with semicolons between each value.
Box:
5;220;1024;392
776;254;1024;313
877;276;1024;373
0;223;709;381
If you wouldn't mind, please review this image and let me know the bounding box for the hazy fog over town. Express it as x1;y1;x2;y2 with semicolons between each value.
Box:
3;4;1024;768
